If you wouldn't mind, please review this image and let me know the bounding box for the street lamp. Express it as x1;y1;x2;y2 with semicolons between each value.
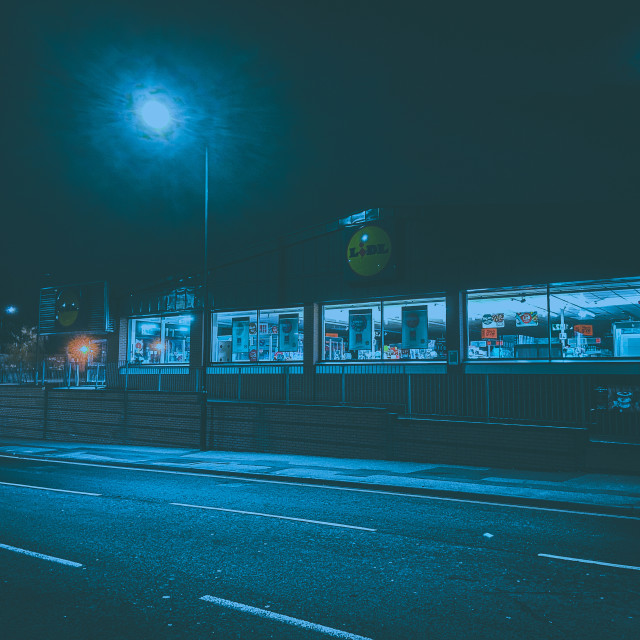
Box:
133;92;211;399
139;99;172;131
1;305;17;331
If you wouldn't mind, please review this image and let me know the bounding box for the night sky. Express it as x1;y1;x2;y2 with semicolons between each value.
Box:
2;1;640;323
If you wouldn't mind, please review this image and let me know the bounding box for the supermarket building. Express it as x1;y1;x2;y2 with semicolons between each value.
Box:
14;205;640;473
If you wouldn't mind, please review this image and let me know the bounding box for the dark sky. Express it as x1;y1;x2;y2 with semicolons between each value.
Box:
3;1;640;322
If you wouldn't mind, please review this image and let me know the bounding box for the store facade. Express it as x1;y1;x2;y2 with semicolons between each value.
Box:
114;206;640;441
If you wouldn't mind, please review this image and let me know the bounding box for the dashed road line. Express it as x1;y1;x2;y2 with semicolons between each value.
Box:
200;595;373;640
0;543;83;567
172;502;376;531
539;553;640;571
0;481;101;496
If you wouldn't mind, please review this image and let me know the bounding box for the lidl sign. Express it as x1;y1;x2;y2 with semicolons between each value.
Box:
346;225;392;277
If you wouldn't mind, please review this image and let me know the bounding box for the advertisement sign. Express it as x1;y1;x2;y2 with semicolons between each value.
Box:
515;311;539;327
482;313;505;328
232;317;250;354
401;307;428;348
278;314;299;352
349;309;373;351
481;328;498;339
346;225;392;277
574;324;593;336
39;281;109;335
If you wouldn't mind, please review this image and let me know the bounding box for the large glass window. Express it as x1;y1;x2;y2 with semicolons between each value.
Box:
467;278;640;360
382;298;446;360
322;297;446;361
549;278;640;359
323;302;381;361
164;316;192;363
467;286;550;359
258;308;304;362
129;315;192;364
213;307;303;363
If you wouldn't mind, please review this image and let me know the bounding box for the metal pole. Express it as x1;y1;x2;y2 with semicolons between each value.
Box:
35;302;41;386
201;145;209;384
199;145;210;451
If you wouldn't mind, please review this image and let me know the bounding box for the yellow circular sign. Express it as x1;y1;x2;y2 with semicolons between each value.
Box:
55;289;80;327
346;225;392;276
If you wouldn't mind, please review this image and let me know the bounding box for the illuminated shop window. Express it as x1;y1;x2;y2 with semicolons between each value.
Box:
381;299;446;360
258;308;304;362
549;278;640;359
129;315;192;364
213;308;303;363
467;286;550;360
323;303;381;361
164;316;192;363
322;298;446;361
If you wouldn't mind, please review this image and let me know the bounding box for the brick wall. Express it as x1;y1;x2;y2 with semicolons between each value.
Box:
0;387;200;449
208;401;390;459
393;417;588;471
0;386;45;439
126;392;200;448
0;386;614;472
46;390;124;444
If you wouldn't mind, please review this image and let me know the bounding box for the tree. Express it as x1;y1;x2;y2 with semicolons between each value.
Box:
2;326;38;366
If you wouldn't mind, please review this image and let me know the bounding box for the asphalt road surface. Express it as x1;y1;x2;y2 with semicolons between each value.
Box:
1;455;639;639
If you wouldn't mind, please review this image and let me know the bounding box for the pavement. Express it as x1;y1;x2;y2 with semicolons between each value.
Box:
1;437;639;517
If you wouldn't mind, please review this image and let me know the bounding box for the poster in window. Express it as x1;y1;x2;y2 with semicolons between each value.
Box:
401;307;428;348
515;311;539;327
232;317;250;353
278;314;299;352
574;324;593;336
482;313;505;328
349;309;372;351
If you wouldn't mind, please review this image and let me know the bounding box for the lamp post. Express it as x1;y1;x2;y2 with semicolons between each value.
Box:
135;92;211;418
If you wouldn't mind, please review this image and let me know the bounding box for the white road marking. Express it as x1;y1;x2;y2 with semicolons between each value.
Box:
0;481;101;496
538;553;640;572
200;595;373;640
172;502;376;531
1;454;638;521
0;543;83;567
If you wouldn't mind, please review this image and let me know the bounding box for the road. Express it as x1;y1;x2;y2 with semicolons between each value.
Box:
0;455;639;639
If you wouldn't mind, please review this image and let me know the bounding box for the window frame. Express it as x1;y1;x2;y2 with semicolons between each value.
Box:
465;277;640;363
128;313;193;365
321;294;447;363
211;306;305;364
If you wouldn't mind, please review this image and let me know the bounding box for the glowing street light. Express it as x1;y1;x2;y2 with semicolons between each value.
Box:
139;99;172;131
